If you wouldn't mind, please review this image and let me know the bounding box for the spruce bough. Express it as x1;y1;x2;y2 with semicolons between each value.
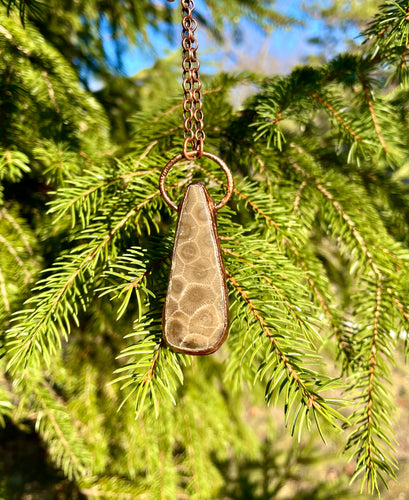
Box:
1;0;409;498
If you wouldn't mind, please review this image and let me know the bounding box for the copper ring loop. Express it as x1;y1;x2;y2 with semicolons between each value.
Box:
159;151;234;212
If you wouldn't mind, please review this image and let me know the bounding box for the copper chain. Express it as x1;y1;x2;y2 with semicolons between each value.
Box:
166;0;204;158
162;1;233;211
174;0;205;159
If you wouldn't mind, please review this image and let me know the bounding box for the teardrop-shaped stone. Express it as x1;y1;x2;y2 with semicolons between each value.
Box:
163;182;229;355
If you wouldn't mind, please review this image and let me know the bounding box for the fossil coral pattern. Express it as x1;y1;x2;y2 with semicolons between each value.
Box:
163;182;229;354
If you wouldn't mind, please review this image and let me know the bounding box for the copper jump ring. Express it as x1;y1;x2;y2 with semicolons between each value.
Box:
159;151;234;212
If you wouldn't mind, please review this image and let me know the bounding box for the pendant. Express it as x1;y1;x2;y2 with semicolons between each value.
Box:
163;182;228;354
159;152;234;355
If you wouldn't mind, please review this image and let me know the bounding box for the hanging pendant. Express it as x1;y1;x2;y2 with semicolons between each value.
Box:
164;182;228;354
159;152;233;355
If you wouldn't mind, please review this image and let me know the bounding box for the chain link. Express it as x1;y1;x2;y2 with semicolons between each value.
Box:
166;0;205;159
163;0;233;210
180;0;205;159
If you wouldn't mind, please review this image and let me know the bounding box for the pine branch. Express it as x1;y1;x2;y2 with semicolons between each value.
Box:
360;78;389;155
220;175;346;358
285;242;349;358
0;234;32;285
228;272;315;395
6;168;165;370
222;236;346;435
199;162;346;356
0;364;13;426
48;162;159;227
288;179;307;229
288;156;383;279
364;0;409;74
223;248;318;345
346;280;398;494
388;288;409;322
0;207;33;256
1;0;45;25
310;92;363;143
30;382;91;479
7;208;137;368
113;317;186;418
0;149;30;182
0;9;111;160
0;266;10;314
79;482;146;500
1;1;409;495
0;204;39;328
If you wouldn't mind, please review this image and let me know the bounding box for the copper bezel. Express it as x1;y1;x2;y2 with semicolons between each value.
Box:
162;182;229;355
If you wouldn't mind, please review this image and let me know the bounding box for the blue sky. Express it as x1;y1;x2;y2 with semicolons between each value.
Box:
102;0;361;78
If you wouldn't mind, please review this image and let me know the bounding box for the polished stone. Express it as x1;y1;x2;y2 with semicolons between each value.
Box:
163;182;228;354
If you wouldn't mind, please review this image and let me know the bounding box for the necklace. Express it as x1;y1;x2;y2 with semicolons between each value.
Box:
160;0;234;355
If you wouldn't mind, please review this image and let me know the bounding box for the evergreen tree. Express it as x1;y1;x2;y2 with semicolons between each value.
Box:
0;0;408;498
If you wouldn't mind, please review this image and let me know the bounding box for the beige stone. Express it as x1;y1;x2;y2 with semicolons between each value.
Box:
163;182;229;354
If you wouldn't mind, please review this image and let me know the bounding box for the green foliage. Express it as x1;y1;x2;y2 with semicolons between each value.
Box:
3;0;295;144
364;0;409;84
0;1;409;498
0;203;39;329
0;365;13;427
305;0;382;27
